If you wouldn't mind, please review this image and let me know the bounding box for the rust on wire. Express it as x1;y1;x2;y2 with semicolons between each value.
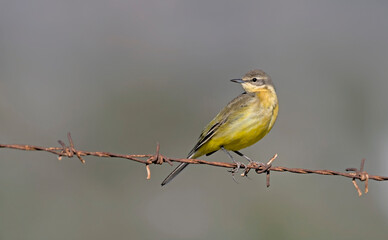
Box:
1;133;388;196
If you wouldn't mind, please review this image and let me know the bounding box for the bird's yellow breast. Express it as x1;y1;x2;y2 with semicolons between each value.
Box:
195;87;278;156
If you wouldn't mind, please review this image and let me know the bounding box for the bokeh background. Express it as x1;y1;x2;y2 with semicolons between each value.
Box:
1;0;388;239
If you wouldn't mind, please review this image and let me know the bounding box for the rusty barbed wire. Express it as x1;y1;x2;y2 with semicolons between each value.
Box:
1;133;387;196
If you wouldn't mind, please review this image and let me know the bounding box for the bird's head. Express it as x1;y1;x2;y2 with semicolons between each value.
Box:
231;69;274;93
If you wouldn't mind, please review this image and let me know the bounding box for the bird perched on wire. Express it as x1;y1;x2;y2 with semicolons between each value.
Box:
161;69;278;186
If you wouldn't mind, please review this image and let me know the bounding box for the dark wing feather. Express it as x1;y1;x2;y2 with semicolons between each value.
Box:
187;92;253;158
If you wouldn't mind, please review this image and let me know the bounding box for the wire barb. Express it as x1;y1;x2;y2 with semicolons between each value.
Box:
57;132;85;164
146;165;151;180
1;133;388;196
346;158;369;196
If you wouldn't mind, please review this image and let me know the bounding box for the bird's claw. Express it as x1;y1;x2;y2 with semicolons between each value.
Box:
228;161;244;183
228;161;242;174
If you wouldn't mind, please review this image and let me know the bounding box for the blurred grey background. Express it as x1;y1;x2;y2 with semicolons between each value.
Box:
1;0;388;239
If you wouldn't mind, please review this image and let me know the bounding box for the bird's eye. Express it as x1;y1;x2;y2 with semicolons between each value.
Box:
252;78;257;82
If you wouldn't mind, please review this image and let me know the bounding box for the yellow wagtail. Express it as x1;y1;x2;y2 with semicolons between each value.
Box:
161;69;278;186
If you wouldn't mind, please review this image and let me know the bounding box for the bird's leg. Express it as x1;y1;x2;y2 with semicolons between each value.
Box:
221;147;242;179
234;150;264;165
233;150;253;163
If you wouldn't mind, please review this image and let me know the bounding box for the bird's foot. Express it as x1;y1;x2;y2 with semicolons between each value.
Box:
228;161;244;183
228;161;242;173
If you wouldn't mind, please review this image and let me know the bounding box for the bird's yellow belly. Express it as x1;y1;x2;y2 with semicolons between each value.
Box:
201;106;277;154
220;110;273;150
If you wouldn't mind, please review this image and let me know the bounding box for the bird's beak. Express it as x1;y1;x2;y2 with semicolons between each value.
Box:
230;79;244;83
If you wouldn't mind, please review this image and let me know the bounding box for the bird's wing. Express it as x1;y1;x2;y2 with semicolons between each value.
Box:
187;92;254;158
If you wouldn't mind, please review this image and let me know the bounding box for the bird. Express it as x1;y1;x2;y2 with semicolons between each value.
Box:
161;69;278;186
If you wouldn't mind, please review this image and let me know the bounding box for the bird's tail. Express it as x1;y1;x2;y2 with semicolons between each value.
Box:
161;162;189;186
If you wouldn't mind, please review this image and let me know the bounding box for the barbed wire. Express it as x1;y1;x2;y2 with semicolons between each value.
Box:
1;133;387;196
